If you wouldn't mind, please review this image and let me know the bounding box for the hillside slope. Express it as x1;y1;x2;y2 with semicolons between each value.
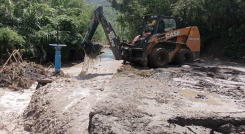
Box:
86;0;117;22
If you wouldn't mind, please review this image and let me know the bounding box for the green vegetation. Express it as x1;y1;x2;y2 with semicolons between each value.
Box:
86;0;117;22
1;0;244;63
109;0;245;58
0;0;106;63
86;0;123;44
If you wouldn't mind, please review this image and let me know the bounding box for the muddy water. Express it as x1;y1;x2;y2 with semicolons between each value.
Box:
96;48;115;61
178;88;222;105
176;87;244;114
63;48;116;76
172;77;224;106
22;48;123;134
62;50;122;133
70;49;122;133
0;83;37;134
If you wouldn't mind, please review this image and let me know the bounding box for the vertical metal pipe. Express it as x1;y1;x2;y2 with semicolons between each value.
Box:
57;25;59;46
55;47;61;72
55;25;60;72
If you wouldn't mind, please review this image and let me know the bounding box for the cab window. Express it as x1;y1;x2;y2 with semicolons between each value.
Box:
162;19;176;32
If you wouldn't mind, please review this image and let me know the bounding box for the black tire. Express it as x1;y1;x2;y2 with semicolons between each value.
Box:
175;49;193;64
149;48;169;68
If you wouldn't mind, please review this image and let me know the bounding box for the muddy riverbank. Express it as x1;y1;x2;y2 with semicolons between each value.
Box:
1;48;245;133
88;58;245;134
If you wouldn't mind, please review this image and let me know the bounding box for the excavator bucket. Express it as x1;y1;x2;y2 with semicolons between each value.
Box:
81;41;103;58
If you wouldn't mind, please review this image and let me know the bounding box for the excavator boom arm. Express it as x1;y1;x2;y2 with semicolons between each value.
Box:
82;6;122;60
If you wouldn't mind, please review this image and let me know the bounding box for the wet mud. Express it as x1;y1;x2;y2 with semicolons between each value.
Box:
168;116;245;134
88;58;245;134
5;48;245;134
22;49;122;134
163;65;245;100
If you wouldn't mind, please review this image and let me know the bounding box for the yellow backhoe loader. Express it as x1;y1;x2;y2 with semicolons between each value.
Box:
82;6;201;67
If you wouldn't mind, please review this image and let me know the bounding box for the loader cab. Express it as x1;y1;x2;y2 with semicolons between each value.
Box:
141;15;180;37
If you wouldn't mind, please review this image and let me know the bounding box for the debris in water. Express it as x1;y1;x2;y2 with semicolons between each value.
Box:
0;62;50;90
79;55;95;76
195;94;208;99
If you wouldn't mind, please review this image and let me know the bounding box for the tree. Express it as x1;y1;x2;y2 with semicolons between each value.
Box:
0;27;24;63
109;0;245;58
0;0;106;63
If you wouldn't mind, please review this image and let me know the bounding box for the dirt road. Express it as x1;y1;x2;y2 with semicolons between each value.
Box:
1;49;245;133
23;49;123;133
89;60;245;133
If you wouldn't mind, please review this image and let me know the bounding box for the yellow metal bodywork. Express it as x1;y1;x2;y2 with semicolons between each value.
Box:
132;26;201;63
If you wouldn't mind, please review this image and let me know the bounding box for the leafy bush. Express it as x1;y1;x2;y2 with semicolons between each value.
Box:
0;27;24;63
0;0;106;64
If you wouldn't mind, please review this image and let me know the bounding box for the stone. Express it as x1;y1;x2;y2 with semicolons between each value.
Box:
236;92;242;96
195;94;208;99
24;125;31;131
237;125;245;132
217;123;236;133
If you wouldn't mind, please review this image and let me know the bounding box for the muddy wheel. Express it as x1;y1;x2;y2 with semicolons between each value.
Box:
175;49;193;64
149;48;169;68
